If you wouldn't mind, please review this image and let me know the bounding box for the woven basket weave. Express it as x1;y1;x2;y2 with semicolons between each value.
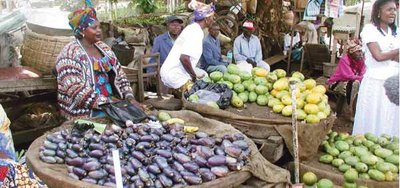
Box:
21;30;73;75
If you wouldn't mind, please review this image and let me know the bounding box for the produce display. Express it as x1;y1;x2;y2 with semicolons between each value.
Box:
38;112;251;187
192;65;331;124
302;171;334;188
319;131;399;182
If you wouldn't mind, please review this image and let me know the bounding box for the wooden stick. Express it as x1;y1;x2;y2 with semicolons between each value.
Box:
290;80;300;184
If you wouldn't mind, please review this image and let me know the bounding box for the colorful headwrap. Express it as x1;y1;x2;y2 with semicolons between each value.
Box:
347;39;362;54
68;0;97;37
189;0;215;21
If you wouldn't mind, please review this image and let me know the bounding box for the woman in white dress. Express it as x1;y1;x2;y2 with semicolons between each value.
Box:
353;0;399;136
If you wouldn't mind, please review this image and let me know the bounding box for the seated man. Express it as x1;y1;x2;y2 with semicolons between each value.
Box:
233;21;270;73
283;31;302;62
327;39;365;115
148;15;183;72
200;23;228;73
160;2;214;97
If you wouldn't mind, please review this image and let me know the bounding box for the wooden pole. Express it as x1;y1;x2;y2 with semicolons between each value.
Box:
290;81;300;184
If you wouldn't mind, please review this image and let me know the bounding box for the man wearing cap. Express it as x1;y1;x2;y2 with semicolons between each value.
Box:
148;15;183;72
160;2;215;96
233;21;270;73
200;23;228;73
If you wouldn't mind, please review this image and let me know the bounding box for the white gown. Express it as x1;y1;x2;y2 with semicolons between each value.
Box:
353;24;400;136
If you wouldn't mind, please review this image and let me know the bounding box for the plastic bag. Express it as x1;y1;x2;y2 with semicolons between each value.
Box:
184;80;233;109
195;89;222;104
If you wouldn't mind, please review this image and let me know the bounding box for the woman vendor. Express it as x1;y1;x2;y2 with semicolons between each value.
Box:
56;2;141;118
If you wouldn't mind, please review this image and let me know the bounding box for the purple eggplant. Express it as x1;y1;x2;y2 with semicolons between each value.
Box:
214;147;225;155
226;156;238;164
161;134;174;142
88;170;107;179
150;134;160;142
71;144;83;152
154;180;163;188
150;128;164;136
227;162;242;171
104;164;115;175
138;168;150;182
183;175;202;185
148;164;161;174
88;143;104;151
163;167;175;177
66;149;78;158
68;172;80;180
222;139;233;149
140;135;154;142
129;133;140;141
106;135;119;143
125;138;136;147
137;129;148;136
233;133;245;140
200;170;217;182
58;142;67;150
233;140;249;150
125;164;136;176
40;155;56;164
180;137;189;146
171;169;184;183
199;146;215;159
43;149;56;157
130;158;143;169
207;155;226;167
172;161;185;172
154;157;169;170
156;141;170;149
44;140;58;150
179;170;195;177
173;153;191;164
89;150;104;158
224;146;242;158
222;135;234;141
98;179;105;186
66;157;84;166
83;161;101;171
104;129;114;136
158;174;173;187
156;149;172;158
131;151;146;162
72;167;87;177
136;142;151;151
56;150;66;158
198;137;215;147
193;155;207;167
211;166;229;177
174;145;188;155
183;162;199;173
82;177;97;184
54;156;64;163
90;135;101;143
135;178;145;188
195;132;208;139
104;182;117;187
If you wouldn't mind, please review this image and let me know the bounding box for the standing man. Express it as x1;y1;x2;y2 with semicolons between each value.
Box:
160;2;215;96
148;15;184;72
233;20;270;73
200;23;228;73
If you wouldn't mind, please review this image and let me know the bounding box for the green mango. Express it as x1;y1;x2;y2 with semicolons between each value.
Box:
335;141;350;152
345;156;360;167
394;149;399;155
360;155;378;166
327;147;340;157
385;154;399;165
320;154;334;164
343;182;357;188
368;169;386;181
381;133;392;140
329;131;338;142
353;138;364;146
344;168;358;183
392;136;399;143
376;162;391;173
339;164;352;172
385;143;399;151
339;151;353;160
332;158;345;167
365;133;378;143
377;137;389;147
386;162;399;173
369;144;382;154
355;162;369;173
374;148;393;158
354;147;369;158
359;173;370;180
336;133;350;141
316;179;334;188
362;140;375;148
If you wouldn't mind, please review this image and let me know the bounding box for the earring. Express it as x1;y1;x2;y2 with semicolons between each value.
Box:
378;14;380;18
81;33;85;38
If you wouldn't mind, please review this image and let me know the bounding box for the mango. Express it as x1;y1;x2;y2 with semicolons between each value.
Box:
239;72;252;81
276;90;290;99
273;69;286;78
339;164;352;172
335;141;350;152
158;111;171;122
272;104;284;113
255;85;268;95
233;83;245;93
355;162;368;173
320;154;334;164
345;156;360;166
304;104;319;114
210;71;223;82
306;92;322;104
231;96;244;108
359;173;370;180
256;95;268;106
222;81;234;89
254;68;268;77
302;172;318;186
365;133;378;143
281;95;292;105
368;169;386;181
312;85;327;94
281;105;292;116
339;151;353;160
374;148;393;158
273;78;289;91
344;168;358;183
248;92;257;102
317;179;333;188
223;72;231;81
268;98;282;108
229;75;241;84
360;155;378;166
254;77;268;86
238;92;248;103
376;162;391;173
377;137;389;147
188;94;199;103
291;71;305;81
385;143;399;151
247;83;257;92
306;114;320;124
304;79;317;89
327;147;340;157
296;109;307;120
385;171;395;181
385;154;399;165
266;72;278;83
227;64;240;75
332;158;345;167
343;182;357;188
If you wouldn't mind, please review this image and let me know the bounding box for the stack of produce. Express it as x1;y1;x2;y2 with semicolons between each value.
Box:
302;171;334;188
319;131;399;182
201;64;331;124
39;112;251;187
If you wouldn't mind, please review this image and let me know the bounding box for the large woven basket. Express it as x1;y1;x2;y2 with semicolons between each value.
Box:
21;30;73;75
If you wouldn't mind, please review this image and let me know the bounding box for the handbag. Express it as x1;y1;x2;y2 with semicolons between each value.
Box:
100;100;147;127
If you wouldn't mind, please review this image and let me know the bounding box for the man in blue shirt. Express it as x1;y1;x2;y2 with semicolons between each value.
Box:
148;15;183;72
233;21;270;73
200;23;228;73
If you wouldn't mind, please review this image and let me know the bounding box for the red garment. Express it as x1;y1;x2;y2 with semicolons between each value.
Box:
327;54;366;85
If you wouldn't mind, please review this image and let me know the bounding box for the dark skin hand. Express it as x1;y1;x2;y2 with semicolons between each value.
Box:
180;55;198;81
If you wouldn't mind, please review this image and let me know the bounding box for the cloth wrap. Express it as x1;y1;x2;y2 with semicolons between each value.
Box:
68;5;97;37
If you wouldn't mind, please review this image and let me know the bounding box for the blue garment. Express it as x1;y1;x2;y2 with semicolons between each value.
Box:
233;34;263;63
200;34;227;70
148;32;174;72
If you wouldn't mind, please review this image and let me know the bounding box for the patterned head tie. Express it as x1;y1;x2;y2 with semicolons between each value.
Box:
347;39;362;54
68;0;97;37
189;0;215;21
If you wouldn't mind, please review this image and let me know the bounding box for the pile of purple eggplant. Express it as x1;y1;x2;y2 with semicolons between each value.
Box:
39;119;251;187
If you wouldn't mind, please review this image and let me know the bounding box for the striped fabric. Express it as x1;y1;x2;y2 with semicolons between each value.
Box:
55;40;134;118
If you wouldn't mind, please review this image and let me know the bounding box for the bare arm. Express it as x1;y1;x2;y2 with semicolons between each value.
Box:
367;42;399;62
180;54;197;81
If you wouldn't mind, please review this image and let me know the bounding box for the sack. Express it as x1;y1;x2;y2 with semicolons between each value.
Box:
184;80;233;109
101;100;147;126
